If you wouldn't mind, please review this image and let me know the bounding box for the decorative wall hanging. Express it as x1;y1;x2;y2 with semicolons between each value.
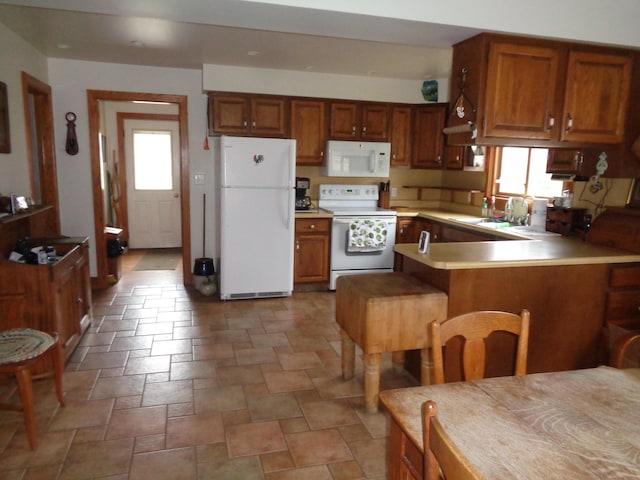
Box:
65;111;79;155
0;81;10;153
450;68;476;120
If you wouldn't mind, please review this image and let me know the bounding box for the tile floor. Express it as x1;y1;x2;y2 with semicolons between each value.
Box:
0;249;418;479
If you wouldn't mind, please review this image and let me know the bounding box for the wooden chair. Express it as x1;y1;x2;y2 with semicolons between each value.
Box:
430;309;530;385
610;330;640;368
422;400;482;480
0;328;65;449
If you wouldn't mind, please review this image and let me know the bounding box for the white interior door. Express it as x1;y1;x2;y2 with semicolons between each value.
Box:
125;119;181;249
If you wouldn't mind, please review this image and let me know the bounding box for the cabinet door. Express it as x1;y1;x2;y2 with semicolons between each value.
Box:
445;146;465;170
55;261;82;353
361;103;389;141
390;106;412;166
411;105;446;169
561;51;632;144
290;99;327;165
395;218;416;244
250;97;288;137
294;234;329;283
484;42;560;140
329;102;360;139
546;149;582;174
210;94;250;135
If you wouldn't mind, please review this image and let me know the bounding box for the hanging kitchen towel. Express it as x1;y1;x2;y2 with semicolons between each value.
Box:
347;219;388;252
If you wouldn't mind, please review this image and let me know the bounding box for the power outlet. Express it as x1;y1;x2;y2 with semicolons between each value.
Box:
391;187;398;198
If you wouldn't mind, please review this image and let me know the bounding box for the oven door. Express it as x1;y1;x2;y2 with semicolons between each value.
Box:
330;214;397;271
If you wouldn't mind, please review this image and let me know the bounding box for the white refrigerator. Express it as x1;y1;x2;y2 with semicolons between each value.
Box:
218;135;296;300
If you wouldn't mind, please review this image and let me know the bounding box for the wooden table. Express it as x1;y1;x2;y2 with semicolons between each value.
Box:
380;366;640;479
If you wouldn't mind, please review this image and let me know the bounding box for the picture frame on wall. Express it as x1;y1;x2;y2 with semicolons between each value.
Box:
626;178;640;209
0;81;10;153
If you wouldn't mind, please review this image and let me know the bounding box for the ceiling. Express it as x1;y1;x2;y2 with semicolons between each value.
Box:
0;1;480;80
0;1;638;81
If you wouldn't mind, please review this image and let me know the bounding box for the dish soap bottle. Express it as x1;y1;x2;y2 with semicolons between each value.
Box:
481;197;488;217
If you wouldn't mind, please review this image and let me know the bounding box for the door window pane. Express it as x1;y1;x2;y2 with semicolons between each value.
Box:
133;130;173;190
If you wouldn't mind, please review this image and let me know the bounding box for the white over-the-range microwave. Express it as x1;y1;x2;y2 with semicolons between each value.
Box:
322;140;391;178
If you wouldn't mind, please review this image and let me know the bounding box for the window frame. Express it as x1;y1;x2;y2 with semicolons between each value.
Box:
485;146;567;206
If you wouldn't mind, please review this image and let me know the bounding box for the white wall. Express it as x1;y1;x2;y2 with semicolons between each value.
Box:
0;22;48;196
203;64;449;103
47;59;211;276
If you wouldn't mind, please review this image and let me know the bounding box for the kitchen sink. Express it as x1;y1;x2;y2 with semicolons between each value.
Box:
448;217;561;238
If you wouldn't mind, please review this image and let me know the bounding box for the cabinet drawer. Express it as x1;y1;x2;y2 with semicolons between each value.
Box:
610;265;640;288
606;290;640;320
295;218;330;233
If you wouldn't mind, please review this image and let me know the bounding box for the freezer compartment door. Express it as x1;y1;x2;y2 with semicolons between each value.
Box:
221;136;296;188
220;187;294;299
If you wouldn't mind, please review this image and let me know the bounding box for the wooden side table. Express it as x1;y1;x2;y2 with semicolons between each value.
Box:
336;273;448;412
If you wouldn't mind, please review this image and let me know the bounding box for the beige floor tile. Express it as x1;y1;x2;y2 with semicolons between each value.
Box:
286;428;353;468
165;412;224;448
141;379;194;406
300;398;361;430
170;359;218;380
60;437;133;479
0;430;74;471
264;371;314;393
129;446;196;480
277;351;324;371
91;374;146;400
48;398;114;431
197;454;264;480
105;405;167;439
245;392;303;422
265;465;333;480
226;420;287;458
124;354;171;375
194;385;246;414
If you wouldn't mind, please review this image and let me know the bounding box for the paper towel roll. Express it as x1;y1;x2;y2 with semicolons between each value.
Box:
530;198;548;231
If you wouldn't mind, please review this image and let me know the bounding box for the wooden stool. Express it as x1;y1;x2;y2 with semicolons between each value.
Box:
336;273;447;413
0;329;65;449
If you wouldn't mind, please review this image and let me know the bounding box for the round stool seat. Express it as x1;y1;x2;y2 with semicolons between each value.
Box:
0;329;55;365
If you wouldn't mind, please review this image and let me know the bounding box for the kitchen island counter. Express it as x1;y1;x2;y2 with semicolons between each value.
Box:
395;237;640;270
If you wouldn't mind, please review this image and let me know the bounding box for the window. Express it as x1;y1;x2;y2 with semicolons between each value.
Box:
132;130;173;190
495;147;563;198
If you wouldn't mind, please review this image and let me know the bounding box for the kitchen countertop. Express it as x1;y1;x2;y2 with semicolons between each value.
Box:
295;206;640;269
396;238;640;270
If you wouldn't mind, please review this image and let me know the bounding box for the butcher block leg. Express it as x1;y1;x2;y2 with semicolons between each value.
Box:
363;352;381;413
341;328;355;380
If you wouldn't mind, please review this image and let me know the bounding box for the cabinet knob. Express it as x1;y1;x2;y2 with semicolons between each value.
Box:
566;114;573;131
252;121;256;127
352;126;356;134
243;121;247;127
296;241;300;251
309;224;316;230
76;297;83;304
362;126;367;133
547;114;555;129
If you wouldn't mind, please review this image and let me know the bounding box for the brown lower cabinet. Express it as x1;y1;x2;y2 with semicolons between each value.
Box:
0;237;92;374
294;218;330;283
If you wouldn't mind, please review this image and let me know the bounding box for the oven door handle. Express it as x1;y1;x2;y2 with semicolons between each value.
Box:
332;217;395;225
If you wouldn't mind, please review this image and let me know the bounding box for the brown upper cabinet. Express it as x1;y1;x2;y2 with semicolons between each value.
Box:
390;105;412;166
412;104;447;169
329;101;390;141
290;99;328;166
447;33;633;147
208;92;289;137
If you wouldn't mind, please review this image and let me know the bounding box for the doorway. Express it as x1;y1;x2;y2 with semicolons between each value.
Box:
119;115;181;249
87;91;191;289
21;72;60;233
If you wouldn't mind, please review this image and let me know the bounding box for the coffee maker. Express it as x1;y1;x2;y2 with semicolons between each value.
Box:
295;177;312;210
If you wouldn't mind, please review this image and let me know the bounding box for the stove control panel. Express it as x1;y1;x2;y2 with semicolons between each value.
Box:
319;184;379;201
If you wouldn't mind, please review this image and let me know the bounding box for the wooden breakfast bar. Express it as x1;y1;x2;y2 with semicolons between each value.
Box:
396;238;640;379
380;366;640;479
